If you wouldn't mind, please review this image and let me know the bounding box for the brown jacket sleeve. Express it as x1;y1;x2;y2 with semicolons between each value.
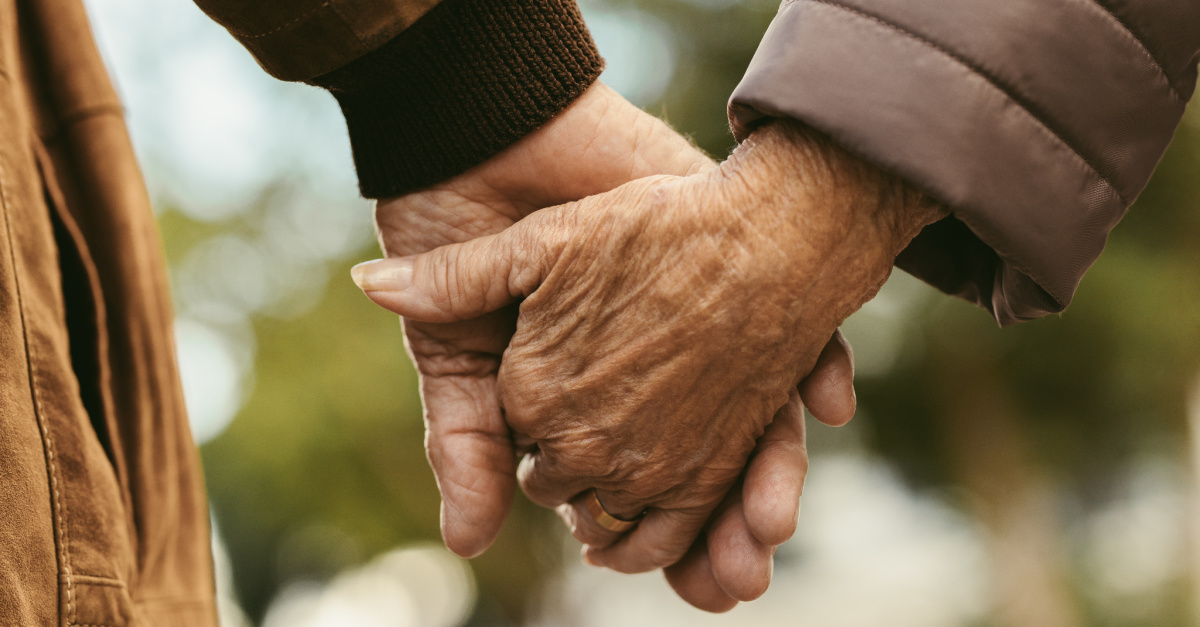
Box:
194;0;604;198
192;0;440;81
729;0;1200;325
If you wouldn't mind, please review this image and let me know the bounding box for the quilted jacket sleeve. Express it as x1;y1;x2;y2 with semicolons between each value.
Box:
729;0;1200;325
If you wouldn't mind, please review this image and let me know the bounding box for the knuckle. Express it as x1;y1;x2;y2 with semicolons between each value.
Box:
424;247;459;311
423;431;446;467
529;428;619;479
601;464;669;506
497;368;565;436
496;384;543;433
552;441;614;481
517;449;588;506
510;226;547;296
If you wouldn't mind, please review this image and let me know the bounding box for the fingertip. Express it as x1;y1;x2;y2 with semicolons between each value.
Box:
707;508;774;602
352;235;529;322
663;543;740;613
434;454;515;559
811;379;856;427
743;473;801;547
441;527;490;559
743;402;806;546
421;375;516;559
359;288;454;324
440;500;505;558
432;472;514;559
351;258;425;315
442;533;490;559
351;258;412;291
799;331;857;427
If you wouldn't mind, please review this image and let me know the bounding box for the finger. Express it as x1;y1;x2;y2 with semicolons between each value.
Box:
516;450;594;509
707;484;775;601
420;373;517;558
553;488;645;550
741;389;808;547
350;211;568;323
583;505;710;574
663;537;740;613
520;445;652;550
798;328;856;427
401;310;517;361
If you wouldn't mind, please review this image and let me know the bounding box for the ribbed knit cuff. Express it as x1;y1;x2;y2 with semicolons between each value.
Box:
311;0;604;198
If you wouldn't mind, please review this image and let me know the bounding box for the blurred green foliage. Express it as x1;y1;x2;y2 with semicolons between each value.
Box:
153;0;1200;625
158;208;565;622
855;114;1200;627
862;117;1200;497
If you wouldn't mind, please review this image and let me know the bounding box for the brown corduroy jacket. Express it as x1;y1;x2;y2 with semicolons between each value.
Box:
0;0;598;625
1;0;1196;625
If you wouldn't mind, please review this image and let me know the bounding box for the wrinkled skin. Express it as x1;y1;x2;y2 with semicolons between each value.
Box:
372;84;860;609
359;119;946;587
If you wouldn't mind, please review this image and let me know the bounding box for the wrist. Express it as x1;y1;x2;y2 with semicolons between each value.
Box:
700;120;947;324
721;120;945;256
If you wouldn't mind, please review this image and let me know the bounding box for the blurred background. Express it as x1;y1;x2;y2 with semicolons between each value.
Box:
81;0;1200;625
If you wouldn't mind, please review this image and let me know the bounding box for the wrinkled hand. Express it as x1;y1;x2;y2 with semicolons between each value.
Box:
359;120;946;596
373;84;856;610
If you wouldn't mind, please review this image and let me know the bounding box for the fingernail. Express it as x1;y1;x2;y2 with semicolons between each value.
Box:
352;258;413;292
581;546;601;568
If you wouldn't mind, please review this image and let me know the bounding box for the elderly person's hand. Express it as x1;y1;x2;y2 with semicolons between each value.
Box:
356;119;946;578
372;83;855;610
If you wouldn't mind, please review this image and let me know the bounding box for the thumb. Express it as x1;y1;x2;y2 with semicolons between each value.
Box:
351;218;563;323
421;372;517;558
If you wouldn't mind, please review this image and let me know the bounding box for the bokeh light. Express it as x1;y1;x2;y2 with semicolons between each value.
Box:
80;0;1200;625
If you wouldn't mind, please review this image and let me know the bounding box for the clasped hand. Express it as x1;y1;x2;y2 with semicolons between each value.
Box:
353;83;942;611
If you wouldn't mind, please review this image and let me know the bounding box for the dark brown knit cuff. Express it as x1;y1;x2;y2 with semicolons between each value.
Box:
311;0;604;199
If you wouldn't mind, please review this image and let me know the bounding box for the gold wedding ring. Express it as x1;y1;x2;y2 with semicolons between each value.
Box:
585;489;645;533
